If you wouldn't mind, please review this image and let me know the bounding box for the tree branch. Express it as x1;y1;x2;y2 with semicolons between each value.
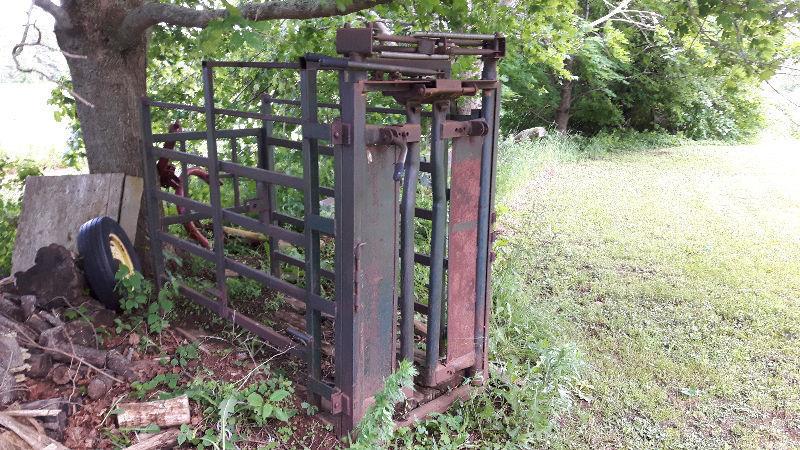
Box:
117;0;390;49
32;0;72;29
589;0;632;28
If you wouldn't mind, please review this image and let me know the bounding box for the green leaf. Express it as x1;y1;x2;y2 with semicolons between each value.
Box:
268;389;290;403
247;392;263;407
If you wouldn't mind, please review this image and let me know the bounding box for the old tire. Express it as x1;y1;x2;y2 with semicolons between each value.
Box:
77;216;141;310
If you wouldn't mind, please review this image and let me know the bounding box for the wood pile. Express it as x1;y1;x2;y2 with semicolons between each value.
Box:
0;245;189;449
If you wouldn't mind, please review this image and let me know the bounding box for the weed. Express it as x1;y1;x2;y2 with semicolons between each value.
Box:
114;266;177;334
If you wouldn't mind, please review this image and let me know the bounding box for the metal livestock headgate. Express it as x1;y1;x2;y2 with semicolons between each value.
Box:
140;23;503;436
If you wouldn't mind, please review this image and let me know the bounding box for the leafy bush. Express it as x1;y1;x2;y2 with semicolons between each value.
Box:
114;266;177;334
0;155;43;276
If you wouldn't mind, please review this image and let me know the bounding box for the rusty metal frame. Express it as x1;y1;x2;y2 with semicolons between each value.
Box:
140;24;503;438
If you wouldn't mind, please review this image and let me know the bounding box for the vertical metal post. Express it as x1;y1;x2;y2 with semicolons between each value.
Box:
140;99;166;286
260;95;281;278
179;140;189;199
399;102;421;363
301;66;323;406
335;66;398;434
473;56;500;378
230;138;240;207
201;62;228;306
425;100;449;381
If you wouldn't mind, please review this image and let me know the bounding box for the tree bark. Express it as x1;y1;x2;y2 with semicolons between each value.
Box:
555;58;575;133
54;2;148;177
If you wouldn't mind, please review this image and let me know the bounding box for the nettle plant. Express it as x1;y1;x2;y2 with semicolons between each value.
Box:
114;266;177;334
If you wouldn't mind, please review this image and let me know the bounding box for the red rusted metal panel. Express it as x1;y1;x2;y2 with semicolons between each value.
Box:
446;133;485;362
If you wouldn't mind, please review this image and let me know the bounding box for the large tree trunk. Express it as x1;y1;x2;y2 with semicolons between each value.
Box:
555;58;575;133
53;2;148;177
51;1;151;261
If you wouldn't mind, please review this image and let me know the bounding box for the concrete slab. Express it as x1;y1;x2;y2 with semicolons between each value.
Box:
11;174;142;274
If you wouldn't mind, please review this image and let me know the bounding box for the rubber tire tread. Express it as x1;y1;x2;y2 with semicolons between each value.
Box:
77;216;141;310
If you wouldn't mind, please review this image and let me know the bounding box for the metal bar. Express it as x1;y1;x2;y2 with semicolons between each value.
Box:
274;252;335;280
333;69;360;434
155;190;214;216
178;285;306;357
304;53;441;76
260;95;281;280
221;209;304;247
473;57;499;379
415;207;433;221
265;136;302;150
399;102;421;363
179;140;189;198
214;107;303;125
412;31;498;40
152;127;261;142
425;100;449;383
202;62;229;308
151;148;208;167
230;139;240;207
204;60;301;69
273;212;304;229
146;99;205;113
218;161;305;191
301;66;324;406
139;100;166;286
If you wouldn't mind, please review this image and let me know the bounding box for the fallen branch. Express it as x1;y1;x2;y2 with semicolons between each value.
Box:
117;395;191;428
0;412;69;450
122;428;179;450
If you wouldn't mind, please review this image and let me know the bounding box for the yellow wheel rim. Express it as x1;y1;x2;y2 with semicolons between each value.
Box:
109;233;135;276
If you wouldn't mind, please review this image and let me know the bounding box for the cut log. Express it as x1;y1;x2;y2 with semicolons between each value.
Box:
0;413;69;450
23;315;49;335
26;353;52;378
45;343;107;367
0;299;23;323
122;428;179;450
50;365;75;386
87;377;110;400
116;395;191;428
0;430;31;450
0;316;37;342
106;350;135;381
18;297;35;322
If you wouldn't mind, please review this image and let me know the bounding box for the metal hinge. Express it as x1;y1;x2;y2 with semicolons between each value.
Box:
331;118;352;145
330;389;351;415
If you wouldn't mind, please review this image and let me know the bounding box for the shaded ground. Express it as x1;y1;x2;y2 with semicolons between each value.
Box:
501;141;800;449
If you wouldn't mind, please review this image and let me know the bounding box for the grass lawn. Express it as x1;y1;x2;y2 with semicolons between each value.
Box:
498;139;800;449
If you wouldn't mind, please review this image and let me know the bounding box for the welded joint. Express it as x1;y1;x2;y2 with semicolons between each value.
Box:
330;390;351;415
364;124;421;147
440;119;489;139
331;118;352;145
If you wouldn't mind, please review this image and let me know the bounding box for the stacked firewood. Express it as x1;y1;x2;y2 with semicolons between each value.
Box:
0;245;190;449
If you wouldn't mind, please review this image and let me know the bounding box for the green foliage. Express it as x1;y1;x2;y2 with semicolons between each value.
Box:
0;155;42;276
177;372;298;448
350;359;417;449
171;343;200;368
114;266;177;334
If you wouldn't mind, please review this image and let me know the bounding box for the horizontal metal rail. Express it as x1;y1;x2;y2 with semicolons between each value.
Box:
145;99;205;113
152;148;208;167
204;60;301;69
152;127;262;142
178;284;306;357
214;107;303;125
218;161;305;191
274;251;335;281
222;209;304;247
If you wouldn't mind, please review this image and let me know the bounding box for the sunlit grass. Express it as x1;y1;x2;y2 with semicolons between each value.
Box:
500;138;800;449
